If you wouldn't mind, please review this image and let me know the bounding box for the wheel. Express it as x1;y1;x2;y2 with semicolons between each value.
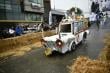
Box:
71;42;76;51
82;36;86;43
82;32;87;43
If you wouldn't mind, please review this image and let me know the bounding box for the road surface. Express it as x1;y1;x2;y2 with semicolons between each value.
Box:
0;19;110;73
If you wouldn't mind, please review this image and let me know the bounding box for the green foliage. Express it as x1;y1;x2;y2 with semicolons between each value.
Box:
67;7;83;15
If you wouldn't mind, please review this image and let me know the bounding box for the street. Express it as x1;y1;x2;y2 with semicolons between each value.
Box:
0;19;110;73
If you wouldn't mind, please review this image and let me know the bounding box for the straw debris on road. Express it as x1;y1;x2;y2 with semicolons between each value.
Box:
69;34;110;73
99;34;110;62
0;31;55;58
69;56;110;73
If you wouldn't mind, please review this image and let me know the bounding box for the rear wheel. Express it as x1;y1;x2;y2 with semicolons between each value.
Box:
71;42;76;51
82;32;87;43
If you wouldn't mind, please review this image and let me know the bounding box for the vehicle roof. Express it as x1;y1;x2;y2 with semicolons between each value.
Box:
60;18;83;25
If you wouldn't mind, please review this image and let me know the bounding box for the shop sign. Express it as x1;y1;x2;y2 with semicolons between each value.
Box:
31;3;41;10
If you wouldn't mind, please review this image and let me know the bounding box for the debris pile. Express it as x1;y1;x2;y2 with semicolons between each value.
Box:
69;56;110;73
69;34;110;73
0;31;55;53
99;34;110;61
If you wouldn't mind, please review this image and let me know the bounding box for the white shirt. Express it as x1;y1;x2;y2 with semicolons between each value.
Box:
9;29;15;34
89;13;96;21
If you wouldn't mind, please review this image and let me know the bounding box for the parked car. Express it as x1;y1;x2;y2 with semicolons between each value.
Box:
0;28;15;39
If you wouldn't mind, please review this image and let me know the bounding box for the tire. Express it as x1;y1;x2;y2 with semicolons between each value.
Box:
82;32;87;43
71;42;76;51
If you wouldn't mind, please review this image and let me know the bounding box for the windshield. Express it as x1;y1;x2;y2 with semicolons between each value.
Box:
60;24;71;32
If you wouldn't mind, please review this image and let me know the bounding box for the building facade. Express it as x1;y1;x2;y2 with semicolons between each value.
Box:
0;0;44;21
43;0;51;23
49;9;65;25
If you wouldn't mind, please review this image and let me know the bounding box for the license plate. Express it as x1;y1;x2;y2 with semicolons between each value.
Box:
44;48;52;56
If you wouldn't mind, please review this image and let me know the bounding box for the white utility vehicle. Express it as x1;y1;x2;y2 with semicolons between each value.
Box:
41;17;89;56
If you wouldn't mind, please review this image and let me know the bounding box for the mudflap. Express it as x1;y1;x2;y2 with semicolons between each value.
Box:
44;48;52;56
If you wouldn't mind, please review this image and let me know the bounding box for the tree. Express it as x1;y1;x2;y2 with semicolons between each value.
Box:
67;7;83;15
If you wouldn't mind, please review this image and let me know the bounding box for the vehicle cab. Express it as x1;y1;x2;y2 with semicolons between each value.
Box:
41;17;89;56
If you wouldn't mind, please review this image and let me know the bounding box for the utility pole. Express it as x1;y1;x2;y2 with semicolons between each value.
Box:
54;0;55;10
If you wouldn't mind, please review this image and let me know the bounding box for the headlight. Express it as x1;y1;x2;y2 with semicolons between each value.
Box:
55;39;63;48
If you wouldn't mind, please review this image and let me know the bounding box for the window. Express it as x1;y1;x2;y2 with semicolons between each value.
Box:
5;4;12;13
5;0;11;4
25;14;28;20
33;14;37;21
12;5;21;12
29;0;33;2
74;21;84;33
11;0;21;5
19;13;25;20
25;13;33;20
72;22;74;34
74;22;78;33
78;21;83;31
6;12;13;20
25;13;42;21
77;22;80;32
28;14;33;20
80;21;84;30
0;13;6;20
13;13;20;20
0;0;4;3
60;24;71;32
36;15;41;21
29;0;42;4
33;0;38;3
0;9;5;13
37;0;41;4
5;4;12;10
0;3;5;9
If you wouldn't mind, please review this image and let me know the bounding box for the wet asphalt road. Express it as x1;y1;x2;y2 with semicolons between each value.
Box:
0;19;110;73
